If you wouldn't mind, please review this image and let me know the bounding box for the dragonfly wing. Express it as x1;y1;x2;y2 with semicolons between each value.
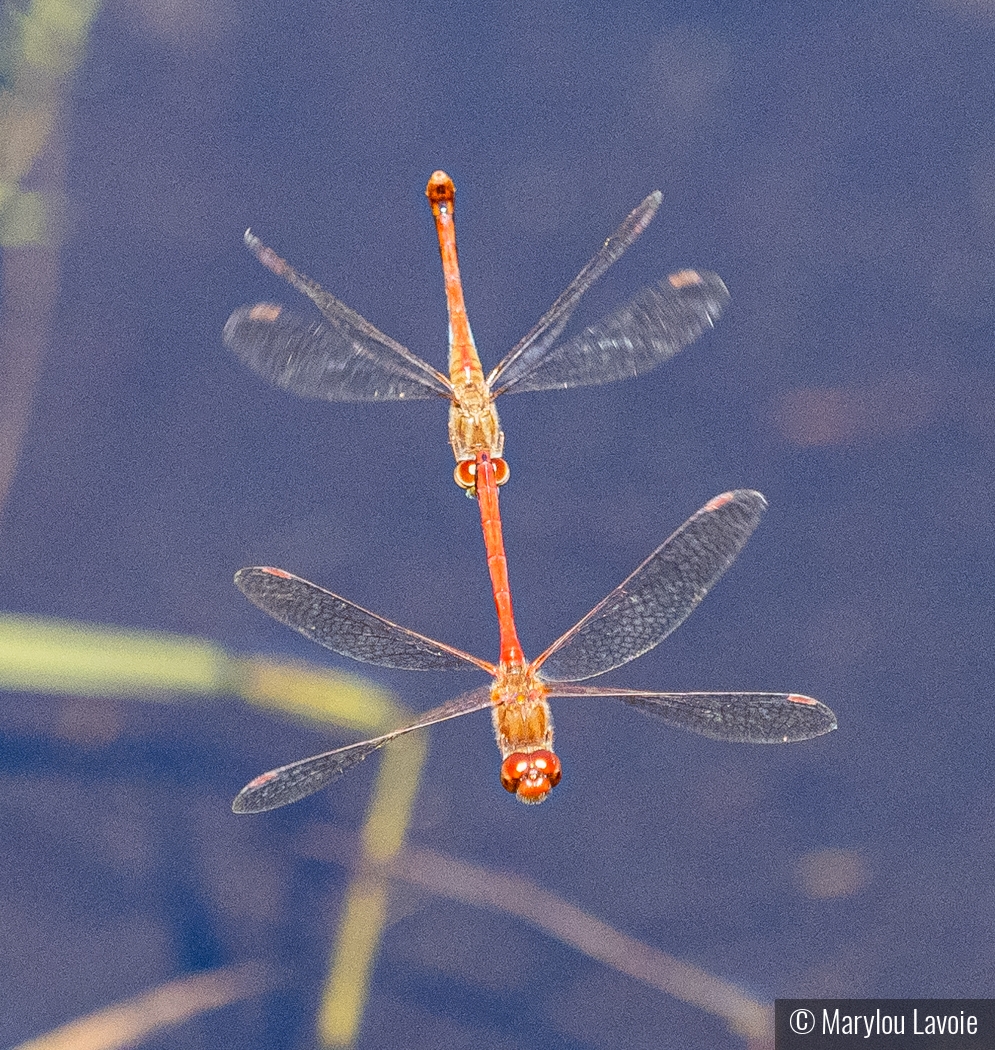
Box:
490;271;729;396
233;684;495;812
535;490;767;682
546;684;837;743
224;306;450;402
235;567;489;672
487;192;662;393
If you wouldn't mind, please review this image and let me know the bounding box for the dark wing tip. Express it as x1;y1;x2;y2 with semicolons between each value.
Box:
667;269;730;314
223;304;285;347
231;792;279;815
641;189;663;215
232;791;258;814
237;562;287;579
222;308;247;347
232;769;282;814
234;565;263;591
234;567;302;612
700;489;768;522
788;694;839;737
234;565;291;584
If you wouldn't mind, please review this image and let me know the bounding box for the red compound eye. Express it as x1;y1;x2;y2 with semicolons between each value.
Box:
500;755;529;793
454;457;510;490
454;460;477;490
499;750;562;804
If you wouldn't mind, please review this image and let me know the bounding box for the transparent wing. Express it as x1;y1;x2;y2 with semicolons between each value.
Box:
490;271;729;396
545;685;838;743
232;684;495;812
487;191;662;392
535;491;767;683
235;567;491;673
224;231;452;402
224;307;451;402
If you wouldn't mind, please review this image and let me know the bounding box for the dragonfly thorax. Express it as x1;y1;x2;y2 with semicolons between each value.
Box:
490;666;556;803
447;394;506;489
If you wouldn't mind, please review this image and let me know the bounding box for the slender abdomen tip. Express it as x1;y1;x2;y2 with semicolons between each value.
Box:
426;170;456;209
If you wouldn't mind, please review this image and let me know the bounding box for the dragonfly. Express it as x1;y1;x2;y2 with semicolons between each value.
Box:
224;171;730;492
232;480;836;812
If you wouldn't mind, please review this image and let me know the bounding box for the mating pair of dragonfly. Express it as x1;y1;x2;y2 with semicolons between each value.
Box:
224;171;836;813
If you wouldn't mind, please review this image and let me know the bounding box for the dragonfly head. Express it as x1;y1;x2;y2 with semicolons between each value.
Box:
499;749;562;804
454;456;510;494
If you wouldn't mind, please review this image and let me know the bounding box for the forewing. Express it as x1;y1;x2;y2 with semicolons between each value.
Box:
233;684;495;812
546;685;838;743
236;567;488;672
224;306;450;402
488;191;662;392
491;271;729;395
535;490;767;682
